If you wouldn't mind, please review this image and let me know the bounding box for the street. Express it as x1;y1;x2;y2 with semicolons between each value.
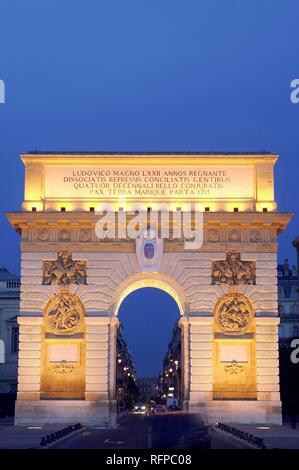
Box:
56;413;243;449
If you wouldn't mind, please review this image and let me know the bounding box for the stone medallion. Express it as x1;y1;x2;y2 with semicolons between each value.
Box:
44;291;84;335
214;293;253;335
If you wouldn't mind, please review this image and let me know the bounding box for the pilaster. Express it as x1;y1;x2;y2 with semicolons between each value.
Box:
256;317;280;401
17;316;42;401
188;317;213;402
85;317;110;401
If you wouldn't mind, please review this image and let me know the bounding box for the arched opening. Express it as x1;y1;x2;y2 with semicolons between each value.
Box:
115;287;183;413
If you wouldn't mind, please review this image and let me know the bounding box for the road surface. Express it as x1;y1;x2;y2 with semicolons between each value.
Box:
56;413;242;449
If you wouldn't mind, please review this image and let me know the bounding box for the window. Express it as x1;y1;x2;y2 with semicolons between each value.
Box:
6;281;20;289
278;304;284;315
279;325;285;338
278;286;284;297
292;286;299;296
292;304;299;314
293;326;299;337
11;327;19;354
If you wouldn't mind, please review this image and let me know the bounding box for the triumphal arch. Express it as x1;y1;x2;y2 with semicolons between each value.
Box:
7;152;291;425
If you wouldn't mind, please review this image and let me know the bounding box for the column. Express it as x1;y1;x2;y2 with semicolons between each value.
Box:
17;316;42;401
256;317;280;401
189;317;213;403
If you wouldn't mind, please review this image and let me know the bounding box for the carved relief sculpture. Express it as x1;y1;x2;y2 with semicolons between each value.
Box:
224;361;244;375
58;229;71;242
207;229;220;243
53;360;74;374
43;251;87;285
214;293;253;335
37;229;50;241
249;230;263;243
79;229;91;242
44;291;84;335
212;250;255;285
228;230;241;242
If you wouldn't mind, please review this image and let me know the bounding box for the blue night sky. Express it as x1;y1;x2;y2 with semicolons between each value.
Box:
0;1;299;376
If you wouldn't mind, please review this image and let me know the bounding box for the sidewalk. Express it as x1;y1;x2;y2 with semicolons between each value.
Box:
230;423;299;449
0;418;68;449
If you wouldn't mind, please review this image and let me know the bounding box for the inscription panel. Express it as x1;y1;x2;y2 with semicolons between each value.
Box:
44;165;255;200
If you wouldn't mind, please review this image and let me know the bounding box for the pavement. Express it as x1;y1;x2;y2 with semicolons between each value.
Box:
0;417;71;449
228;423;299;449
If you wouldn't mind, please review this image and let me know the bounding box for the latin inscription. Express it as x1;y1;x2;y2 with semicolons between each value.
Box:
44;166;255;200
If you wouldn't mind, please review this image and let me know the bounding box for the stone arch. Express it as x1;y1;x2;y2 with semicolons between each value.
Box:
111;273;189;317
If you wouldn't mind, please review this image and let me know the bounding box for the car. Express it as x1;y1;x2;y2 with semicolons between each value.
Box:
133;403;148;414
151;404;168;414
167;404;180;411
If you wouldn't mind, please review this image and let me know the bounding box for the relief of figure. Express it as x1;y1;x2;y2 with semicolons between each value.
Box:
37;229;50;241
249;230;263;243
58;229;71;242
79;229;91;242
45;292;84;335
212;250;255;285
207;229;220;243
42;251;87;285
215;293;252;335
228;230;241;242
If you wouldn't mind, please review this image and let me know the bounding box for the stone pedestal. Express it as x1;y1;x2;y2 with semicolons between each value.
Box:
189;400;282;425
15;400;111;426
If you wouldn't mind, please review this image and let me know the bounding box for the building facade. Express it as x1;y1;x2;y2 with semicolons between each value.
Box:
137;378;158;402
7;151;292;426
159;321;182;407
278;260;299;341
0;268;20;416
116;325;138;410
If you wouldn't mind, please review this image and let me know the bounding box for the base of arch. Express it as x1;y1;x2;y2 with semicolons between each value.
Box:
188;400;282;425
14;399;282;427
14;400;115;427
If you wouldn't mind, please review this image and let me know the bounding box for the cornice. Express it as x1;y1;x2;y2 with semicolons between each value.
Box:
6;210;292;229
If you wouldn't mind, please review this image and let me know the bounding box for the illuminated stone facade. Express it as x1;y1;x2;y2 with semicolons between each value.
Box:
7;152;291;425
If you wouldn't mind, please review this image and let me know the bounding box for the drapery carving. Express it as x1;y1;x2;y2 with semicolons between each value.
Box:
42;251;87;285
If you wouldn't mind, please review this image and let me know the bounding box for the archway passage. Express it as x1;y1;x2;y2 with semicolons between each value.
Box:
116;287;182;413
